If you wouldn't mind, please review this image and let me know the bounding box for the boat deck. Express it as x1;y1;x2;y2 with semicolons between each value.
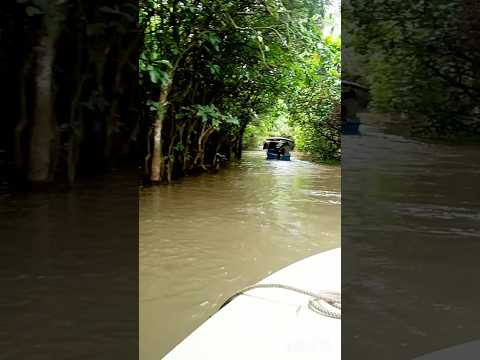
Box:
163;248;341;360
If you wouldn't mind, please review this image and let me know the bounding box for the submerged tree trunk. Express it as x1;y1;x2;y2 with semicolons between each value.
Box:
166;134;176;183
183;120;197;172
28;9;63;183
67;74;87;184
194;125;215;169
150;118;164;182
67;36;88;183
144;128;153;177
235;126;246;160
213;142;222;170
166;122;185;182
150;90;169;182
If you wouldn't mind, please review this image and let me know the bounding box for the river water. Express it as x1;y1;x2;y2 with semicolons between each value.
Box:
343;114;480;359
0;172;138;360
3;117;476;359
139;151;341;359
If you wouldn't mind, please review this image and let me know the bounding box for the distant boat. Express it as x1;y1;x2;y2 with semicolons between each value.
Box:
263;137;295;161
163;248;341;360
341;120;360;135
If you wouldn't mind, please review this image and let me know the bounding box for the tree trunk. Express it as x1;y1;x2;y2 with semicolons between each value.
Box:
235;123;247;160
183;120;197;172
166;134;176;183
104;42;137;159
200;128;215;168
67;68;88;183
165;118;181;183
15;54;33;174
193;123;206;166
150;119;163;182
194;125;215;168
213;142;222;170
150;90;169;182
167;123;186;183
144;127;152;177
28;11;63;183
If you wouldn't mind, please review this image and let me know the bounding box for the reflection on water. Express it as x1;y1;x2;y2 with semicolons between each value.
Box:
0;173;138;360
343;115;480;359
140;151;340;359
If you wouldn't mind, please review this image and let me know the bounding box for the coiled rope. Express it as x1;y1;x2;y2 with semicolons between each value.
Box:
219;283;341;319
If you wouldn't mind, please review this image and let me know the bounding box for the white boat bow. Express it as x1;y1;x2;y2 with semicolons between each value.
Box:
163;248;341;360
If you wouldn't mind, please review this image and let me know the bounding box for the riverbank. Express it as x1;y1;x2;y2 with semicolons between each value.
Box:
293;152;341;166
358;112;480;145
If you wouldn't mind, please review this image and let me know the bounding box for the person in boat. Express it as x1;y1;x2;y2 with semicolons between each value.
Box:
264;140;279;158
276;142;282;159
279;142;291;158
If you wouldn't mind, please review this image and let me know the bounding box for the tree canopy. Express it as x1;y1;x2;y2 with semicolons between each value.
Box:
2;0;340;186
140;0;341;182
344;0;480;137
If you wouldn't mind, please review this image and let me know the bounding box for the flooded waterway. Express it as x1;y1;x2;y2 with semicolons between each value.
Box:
0;172;138;360
343;114;480;359
139;151;341;359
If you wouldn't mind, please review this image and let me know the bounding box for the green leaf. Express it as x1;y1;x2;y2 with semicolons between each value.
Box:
147;100;160;112
224;114;240;126
174;143;185;152
207;33;221;52
158;59;173;68
208;64;221;77
149;69;169;85
149;70;160;84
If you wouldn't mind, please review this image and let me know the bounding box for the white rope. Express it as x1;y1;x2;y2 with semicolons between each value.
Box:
220;283;341;319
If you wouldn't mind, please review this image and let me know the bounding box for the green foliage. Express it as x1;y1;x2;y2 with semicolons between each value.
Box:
244;31;341;159
140;0;340;180
195;105;221;124
6;1;139;183
345;0;480;136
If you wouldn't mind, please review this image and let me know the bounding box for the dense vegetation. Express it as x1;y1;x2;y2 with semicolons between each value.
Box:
2;0;139;185
1;0;340;186
244;34;340;159
140;0;341;182
344;0;480;137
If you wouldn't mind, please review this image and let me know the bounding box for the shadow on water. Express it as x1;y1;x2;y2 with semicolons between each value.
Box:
0;172;138;360
343;114;480;359
140;151;340;359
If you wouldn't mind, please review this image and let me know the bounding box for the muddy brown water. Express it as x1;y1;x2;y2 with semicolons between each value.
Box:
343;114;480;359
0;173;138;360
139;151;341;359
1;116;478;360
